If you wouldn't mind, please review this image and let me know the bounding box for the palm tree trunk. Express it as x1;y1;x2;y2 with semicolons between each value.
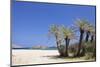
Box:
68;39;70;47
85;31;90;42
65;37;70;56
67;39;70;56
55;35;64;56
76;29;84;56
65;37;68;56
91;35;94;42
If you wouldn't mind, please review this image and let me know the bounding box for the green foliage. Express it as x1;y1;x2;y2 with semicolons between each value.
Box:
61;26;74;39
85;53;94;60
84;41;95;53
75;19;89;30
49;24;59;36
83;41;96;59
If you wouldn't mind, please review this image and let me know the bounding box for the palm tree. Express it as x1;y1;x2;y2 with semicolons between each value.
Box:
89;26;96;57
75;19;87;56
49;24;64;56
61;26;75;56
84;23;91;42
84;23;95;42
90;27;95;42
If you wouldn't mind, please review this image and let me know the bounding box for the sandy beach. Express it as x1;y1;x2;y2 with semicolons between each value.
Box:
12;49;94;66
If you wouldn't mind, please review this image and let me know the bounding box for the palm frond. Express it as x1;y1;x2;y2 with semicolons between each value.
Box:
61;25;75;39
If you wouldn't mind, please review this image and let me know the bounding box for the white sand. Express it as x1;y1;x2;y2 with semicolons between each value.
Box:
12;49;94;66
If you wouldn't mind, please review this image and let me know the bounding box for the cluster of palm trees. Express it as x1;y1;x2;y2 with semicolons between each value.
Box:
49;19;95;57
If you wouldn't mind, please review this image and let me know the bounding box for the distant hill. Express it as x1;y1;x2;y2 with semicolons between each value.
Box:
32;45;48;49
32;45;57;50
12;44;23;49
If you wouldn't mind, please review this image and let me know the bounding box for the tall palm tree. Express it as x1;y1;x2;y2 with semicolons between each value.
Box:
75;19;87;56
61;26;75;56
49;24;64;56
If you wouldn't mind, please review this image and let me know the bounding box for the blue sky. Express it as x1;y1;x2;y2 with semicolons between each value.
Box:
12;1;96;47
